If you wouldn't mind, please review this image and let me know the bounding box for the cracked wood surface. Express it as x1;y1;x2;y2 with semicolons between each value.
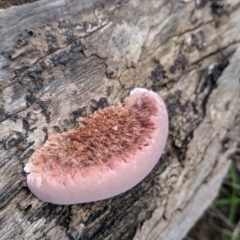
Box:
0;0;240;239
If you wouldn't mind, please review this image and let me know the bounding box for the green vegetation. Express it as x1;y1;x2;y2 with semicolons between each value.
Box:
213;164;240;240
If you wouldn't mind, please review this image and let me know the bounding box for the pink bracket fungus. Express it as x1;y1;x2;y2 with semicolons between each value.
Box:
24;88;168;205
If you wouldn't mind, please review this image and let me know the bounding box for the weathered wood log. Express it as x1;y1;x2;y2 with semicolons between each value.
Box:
0;0;239;239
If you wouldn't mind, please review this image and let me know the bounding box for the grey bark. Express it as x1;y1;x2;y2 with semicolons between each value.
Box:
0;0;240;239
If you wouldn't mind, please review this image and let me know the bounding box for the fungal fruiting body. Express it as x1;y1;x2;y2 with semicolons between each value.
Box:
24;88;168;205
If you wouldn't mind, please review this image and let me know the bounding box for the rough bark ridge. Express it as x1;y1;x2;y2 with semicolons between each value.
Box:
0;0;239;239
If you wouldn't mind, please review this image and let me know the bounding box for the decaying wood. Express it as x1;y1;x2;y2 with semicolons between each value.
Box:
0;0;239;239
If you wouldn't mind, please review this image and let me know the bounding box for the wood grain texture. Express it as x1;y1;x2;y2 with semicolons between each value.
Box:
0;0;240;239
0;0;39;9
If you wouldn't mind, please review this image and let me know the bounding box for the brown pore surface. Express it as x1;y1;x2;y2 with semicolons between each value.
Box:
28;93;158;177
1;0;239;238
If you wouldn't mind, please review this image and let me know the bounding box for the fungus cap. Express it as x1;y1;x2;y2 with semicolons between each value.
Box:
24;88;168;205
